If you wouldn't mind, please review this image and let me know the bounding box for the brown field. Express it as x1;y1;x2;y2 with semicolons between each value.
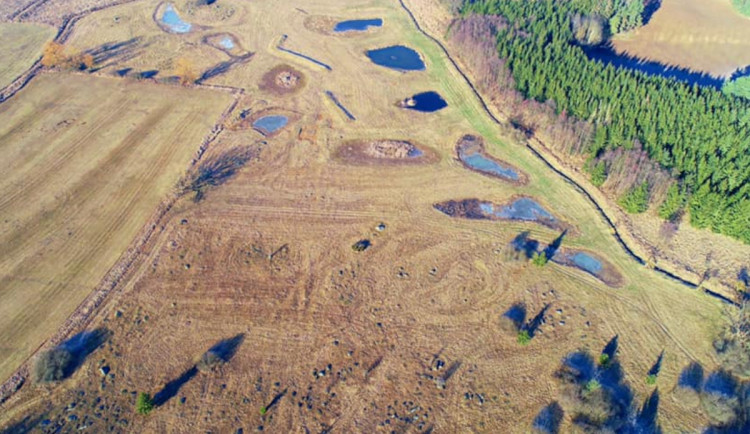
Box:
0;0;738;432
611;0;750;77
0;22;54;89
0;73;231;382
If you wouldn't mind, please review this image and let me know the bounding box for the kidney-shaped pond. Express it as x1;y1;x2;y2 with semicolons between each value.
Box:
366;45;425;71
160;3;192;33
252;115;288;135
457;135;525;184
334;18;383;32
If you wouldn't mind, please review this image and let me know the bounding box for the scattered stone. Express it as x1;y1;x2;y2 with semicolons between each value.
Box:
376;223;386;231
99;366;110;376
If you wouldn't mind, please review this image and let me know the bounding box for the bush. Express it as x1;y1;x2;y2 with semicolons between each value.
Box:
532;251;549;267
136;392;154;415
197;350;224;372
598;354;610;367
645;374;657;385
34;348;74;383
517;330;531;345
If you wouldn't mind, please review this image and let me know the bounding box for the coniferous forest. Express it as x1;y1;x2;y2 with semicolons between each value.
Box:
463;0;750;244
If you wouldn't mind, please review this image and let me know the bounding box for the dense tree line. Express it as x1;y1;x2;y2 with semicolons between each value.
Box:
463;0;750;244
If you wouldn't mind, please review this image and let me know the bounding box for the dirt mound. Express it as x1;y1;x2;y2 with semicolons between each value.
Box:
365;140;417;159
260;65;305;95
335;140;438;165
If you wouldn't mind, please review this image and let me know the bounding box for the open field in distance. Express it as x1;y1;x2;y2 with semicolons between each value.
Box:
0;73;230;382
0;22;55;89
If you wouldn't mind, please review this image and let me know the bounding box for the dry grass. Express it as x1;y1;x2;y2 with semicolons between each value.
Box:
0;0;735;432
0;73;230;382
611;0;750;78
0;22;55;89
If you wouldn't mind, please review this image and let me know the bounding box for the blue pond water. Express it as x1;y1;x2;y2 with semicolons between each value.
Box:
570;252;603;275
220;36;235;50
404;91;447;113
479;198;555;222
460;152;520;181
334;18;383;32
253;115;288;134
161;4;192;33
366;45;425;71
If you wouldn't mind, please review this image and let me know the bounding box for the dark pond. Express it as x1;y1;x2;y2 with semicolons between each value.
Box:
334;18;383;32
366;45;425;71
582;45;723;89
479;198;556;223
400;91;447;113
161;3;192;33
253;115;288;135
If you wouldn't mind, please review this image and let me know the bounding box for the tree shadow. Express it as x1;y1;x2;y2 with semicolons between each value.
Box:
632;388;662;433
85;37;143;71
197;55;253;83
602;335;619;360
502;303;527;331
597;361;633;411
678;362;704;391
703;369;738;397
642;0;662;25
543;230;567;260
153;366;198;407
206;333;245;363
525;304;551;338
188;148;256;201
115;67;132;77
442;361;462;382
532;401;564;434
648;350;664;377
61;327;110;377
135;70;159;80
557;351;595;384
511;231;539;259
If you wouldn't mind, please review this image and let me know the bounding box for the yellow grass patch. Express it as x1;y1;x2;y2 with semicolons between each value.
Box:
612;0;750;77
0;23;55;89
0;73;231;381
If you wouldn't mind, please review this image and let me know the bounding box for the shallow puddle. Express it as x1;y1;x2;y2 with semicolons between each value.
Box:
161;3;192;33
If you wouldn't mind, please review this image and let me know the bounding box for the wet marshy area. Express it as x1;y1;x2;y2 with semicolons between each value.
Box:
434;197;566;232
456;135;526;184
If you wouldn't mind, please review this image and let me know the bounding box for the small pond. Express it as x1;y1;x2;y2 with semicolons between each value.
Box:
570;252;603;275
460;151;520;181
400;91;447;113
161;3;192;34
334;18;383;32
479;198;556;223
253;115;288;135
366;45;425;71
219;36;235;50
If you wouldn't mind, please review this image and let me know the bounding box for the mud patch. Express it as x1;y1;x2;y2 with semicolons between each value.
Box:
260;64;306;95
335;140;438;165
434;197;569;232
456;134;527;184
203;33;247;57
552;249;624;287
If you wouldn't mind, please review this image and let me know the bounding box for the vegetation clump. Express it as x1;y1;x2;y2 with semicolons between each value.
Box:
531;251;549;267
34;347;74;383
136;392;154;415
517;330;531;345
618;181;650;214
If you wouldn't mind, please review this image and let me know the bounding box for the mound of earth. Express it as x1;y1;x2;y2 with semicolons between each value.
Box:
335;140;438;165
260;65;305;95
365;140;418;159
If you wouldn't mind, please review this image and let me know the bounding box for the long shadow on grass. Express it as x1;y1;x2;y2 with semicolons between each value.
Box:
154;334;245;407
648;350;664;377
525;304;550;338
153;366;198;407
188;147;256;201
632;389;662;433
